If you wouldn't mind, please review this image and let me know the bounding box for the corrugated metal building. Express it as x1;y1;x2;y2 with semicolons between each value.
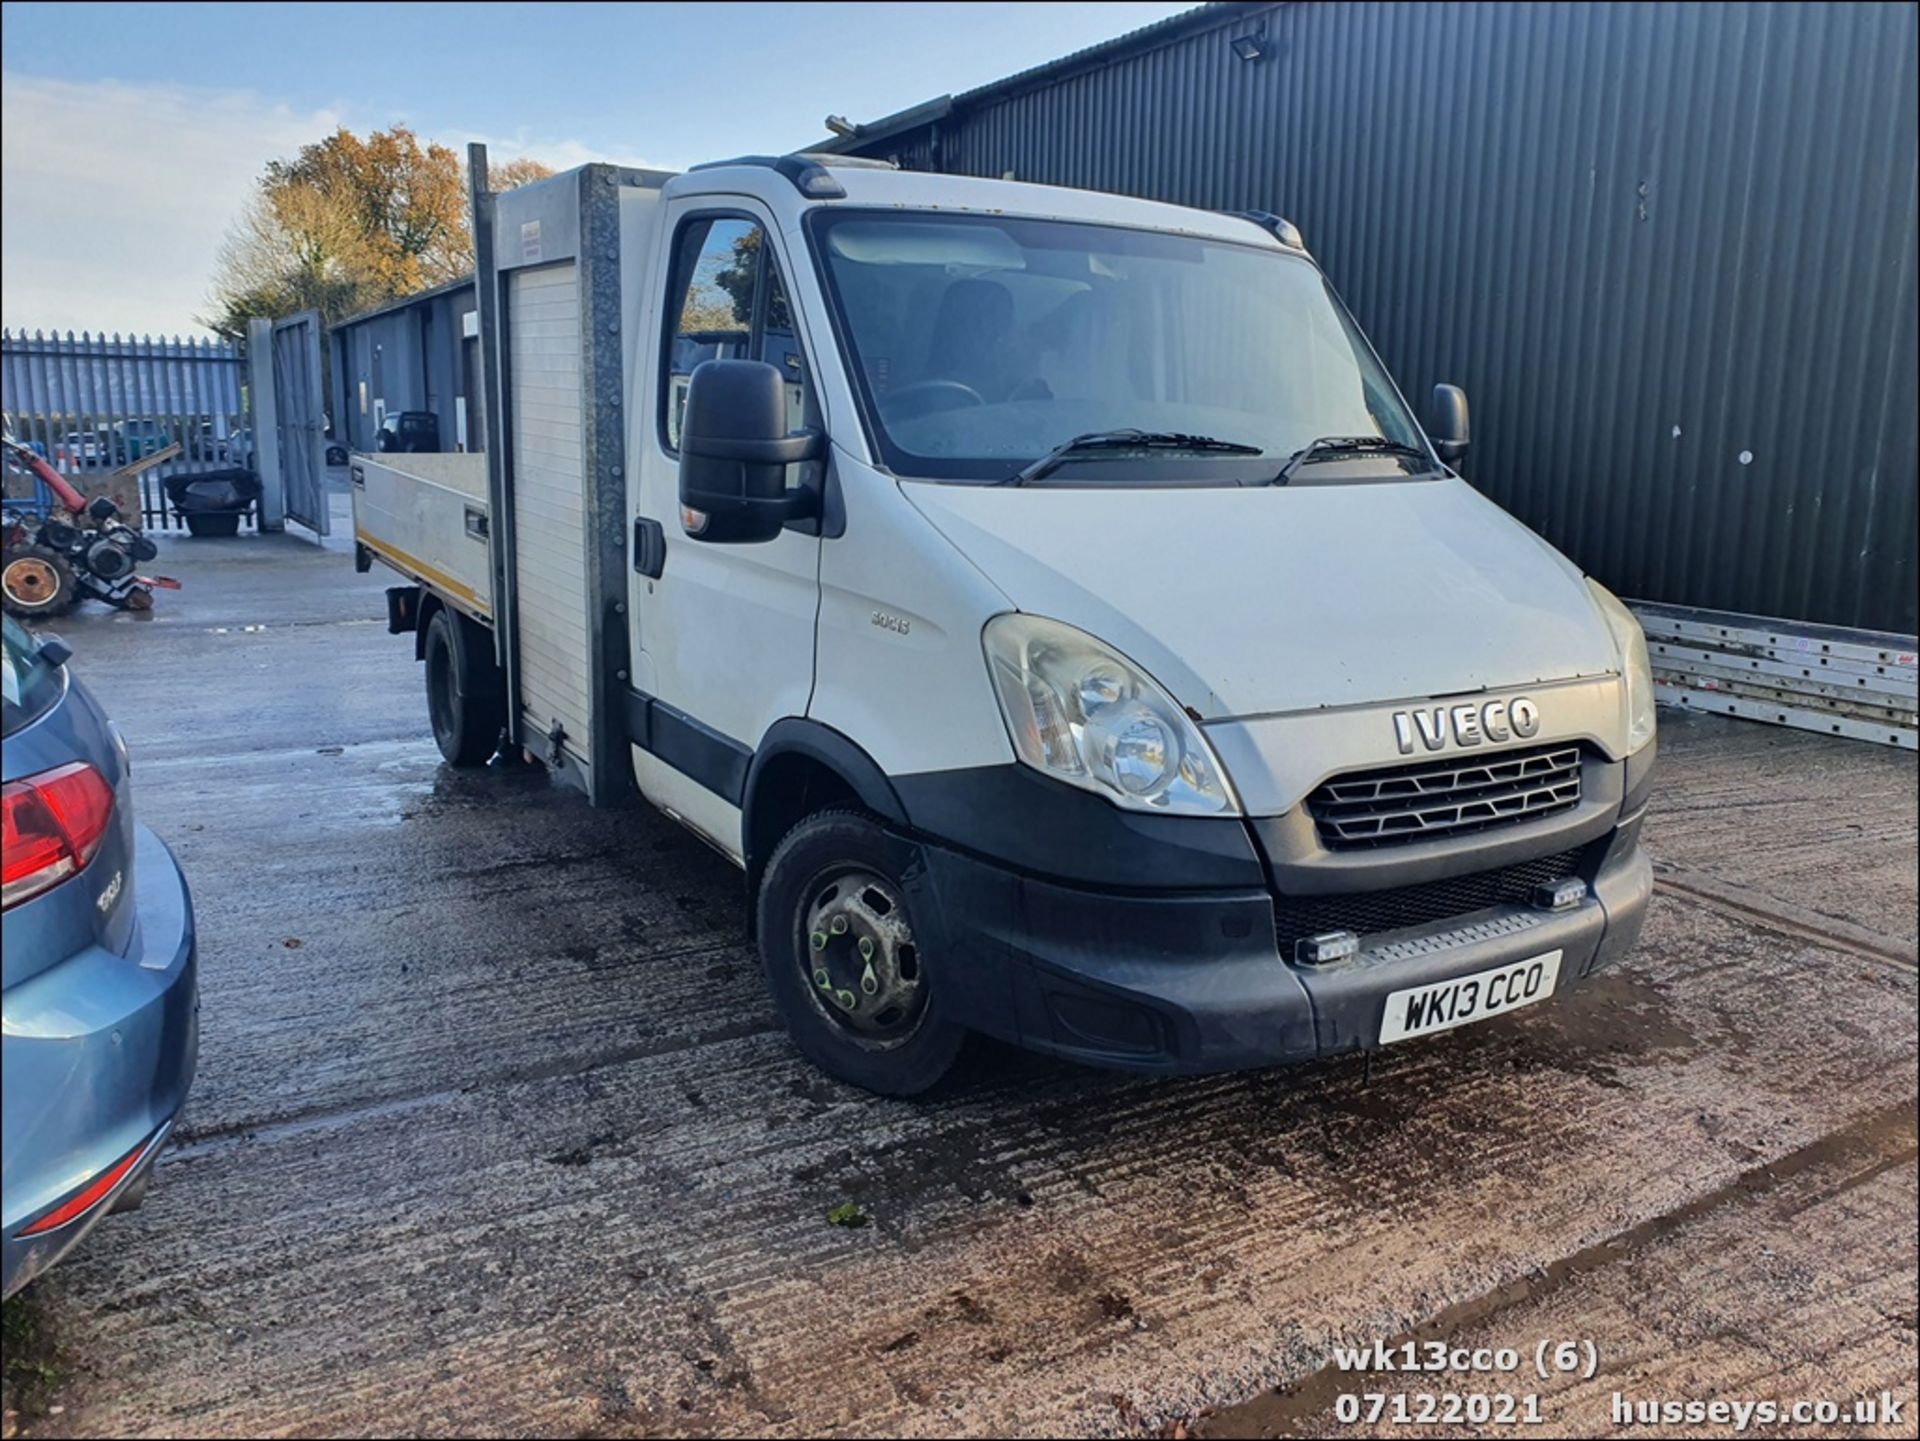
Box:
328;276;480;455
818;0;1919;634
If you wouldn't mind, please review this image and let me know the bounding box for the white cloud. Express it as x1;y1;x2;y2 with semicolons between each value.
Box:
0;72;665;340
1;73;345;338
435;125;675;178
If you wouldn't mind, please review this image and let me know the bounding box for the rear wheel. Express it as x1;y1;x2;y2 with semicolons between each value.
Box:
1;545;78;618
424;606;498;767
756;809;966;1096
183;513;242;538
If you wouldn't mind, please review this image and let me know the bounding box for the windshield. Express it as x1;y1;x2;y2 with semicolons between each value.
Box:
2;615;64;738
809;209;1429;483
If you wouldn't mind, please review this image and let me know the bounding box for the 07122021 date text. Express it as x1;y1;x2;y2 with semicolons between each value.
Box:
1334;1392;1544;1426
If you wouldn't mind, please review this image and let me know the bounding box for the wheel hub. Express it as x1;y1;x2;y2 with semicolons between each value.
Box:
3;557;58;604
801;869;924;1041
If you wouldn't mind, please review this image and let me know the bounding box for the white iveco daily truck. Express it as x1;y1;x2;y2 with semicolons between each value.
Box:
354;147;1656;1095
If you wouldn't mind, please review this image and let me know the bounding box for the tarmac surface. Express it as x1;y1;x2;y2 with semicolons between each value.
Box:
6;495;1916;1438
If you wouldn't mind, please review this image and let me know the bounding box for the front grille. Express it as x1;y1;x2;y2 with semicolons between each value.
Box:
1308;744;1584;850
1273;848;1585;959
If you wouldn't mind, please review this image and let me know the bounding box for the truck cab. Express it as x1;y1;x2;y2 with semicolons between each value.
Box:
355;152;1655;1095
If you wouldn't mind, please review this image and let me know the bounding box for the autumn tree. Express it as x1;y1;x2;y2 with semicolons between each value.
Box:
204;127;552;339
206;179;371;337
487;156;557;193
678;227;764;334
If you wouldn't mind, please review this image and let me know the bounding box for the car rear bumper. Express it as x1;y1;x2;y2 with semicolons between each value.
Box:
909;808;1652;1076
2;825;198;1298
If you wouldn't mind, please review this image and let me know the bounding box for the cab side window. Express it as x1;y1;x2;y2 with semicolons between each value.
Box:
661;216;810;452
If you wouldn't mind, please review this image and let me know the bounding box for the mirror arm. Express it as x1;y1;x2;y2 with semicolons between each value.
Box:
779;467;831;536
762;482;819;524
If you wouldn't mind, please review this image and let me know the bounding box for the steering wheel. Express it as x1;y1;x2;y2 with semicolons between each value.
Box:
880;379;986;422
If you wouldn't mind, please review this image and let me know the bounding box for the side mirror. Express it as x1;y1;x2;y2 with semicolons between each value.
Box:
1429;384;1469;464
678;359;822;544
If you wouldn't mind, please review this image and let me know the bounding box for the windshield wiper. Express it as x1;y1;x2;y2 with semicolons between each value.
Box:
1272;435;1433;486
1001;429;1264;486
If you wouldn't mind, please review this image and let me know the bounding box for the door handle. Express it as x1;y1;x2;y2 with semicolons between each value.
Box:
633;516;665;578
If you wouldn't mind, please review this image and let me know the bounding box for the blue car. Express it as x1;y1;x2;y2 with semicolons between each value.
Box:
1;615;197;1297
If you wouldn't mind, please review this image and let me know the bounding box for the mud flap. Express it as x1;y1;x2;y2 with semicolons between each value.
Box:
386;585;420;635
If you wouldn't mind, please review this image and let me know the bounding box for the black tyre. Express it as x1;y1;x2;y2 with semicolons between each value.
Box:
423;606;498;767
756;809;966;1096
183;513;242;538
1;544;78;618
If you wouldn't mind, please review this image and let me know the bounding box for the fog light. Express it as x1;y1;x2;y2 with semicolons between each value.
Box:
1295;929;1360;965
1533;877;1589;913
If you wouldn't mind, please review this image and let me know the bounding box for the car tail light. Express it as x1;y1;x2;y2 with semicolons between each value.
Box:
1;762;115;910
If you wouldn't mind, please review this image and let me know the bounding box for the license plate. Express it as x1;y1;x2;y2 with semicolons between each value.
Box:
1378;950;1563;1045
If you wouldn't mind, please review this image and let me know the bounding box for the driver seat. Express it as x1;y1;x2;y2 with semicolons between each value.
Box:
921;279;1019;401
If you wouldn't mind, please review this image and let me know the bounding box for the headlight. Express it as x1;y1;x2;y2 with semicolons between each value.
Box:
1587;579;1656;754
983;614;1238;816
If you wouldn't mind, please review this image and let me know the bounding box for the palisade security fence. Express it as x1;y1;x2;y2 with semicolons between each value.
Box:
1;328;250;531
818;0;1920;638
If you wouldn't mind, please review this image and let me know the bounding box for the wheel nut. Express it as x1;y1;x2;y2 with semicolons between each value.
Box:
858;936;874;960
836;989;858;1011
813;967;831;990
830;915;849;935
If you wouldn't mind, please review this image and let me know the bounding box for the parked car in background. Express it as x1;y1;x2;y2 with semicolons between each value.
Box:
54;432;107;469
375;410;440;454
109;419;175;465
192;420;230;463
1;615;198;1297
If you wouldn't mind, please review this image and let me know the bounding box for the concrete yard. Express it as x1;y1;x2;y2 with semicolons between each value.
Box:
5;503;1916;1438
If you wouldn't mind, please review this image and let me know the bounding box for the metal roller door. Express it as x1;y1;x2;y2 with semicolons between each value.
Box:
508;262;593;771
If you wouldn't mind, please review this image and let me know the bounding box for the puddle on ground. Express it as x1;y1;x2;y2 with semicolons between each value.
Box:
774;967;1707;1241
1446;964;1701;1089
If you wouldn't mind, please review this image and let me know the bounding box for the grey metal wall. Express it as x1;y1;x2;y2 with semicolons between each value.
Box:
847;1;1920;633
330;285;477;453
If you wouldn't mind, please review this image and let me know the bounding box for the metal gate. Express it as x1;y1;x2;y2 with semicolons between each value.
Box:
271;311;328;535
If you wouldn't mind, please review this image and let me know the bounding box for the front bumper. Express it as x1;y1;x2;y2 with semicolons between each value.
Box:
907;804;1652;1076
2;825;199;1298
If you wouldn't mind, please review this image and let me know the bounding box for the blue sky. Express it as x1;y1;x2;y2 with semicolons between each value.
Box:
1;1;1191;335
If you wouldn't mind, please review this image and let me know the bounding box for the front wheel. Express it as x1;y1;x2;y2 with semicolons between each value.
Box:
756;810;966;1096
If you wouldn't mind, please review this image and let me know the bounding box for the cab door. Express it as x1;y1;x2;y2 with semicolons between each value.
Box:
628;198;822;857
